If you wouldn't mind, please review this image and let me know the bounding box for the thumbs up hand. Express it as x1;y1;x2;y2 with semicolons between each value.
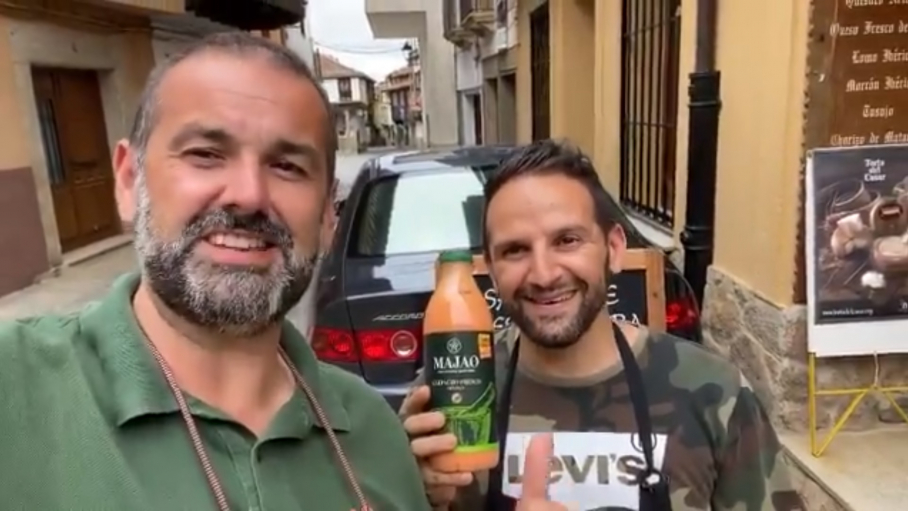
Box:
516;434;570;511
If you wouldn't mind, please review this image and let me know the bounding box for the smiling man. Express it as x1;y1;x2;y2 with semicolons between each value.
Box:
400;140;805;511
0;32;429;511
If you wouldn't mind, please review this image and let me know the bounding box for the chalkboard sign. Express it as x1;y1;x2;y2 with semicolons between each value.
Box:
465;249;666;332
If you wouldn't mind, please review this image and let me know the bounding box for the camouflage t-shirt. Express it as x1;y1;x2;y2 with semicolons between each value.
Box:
431;326;806;511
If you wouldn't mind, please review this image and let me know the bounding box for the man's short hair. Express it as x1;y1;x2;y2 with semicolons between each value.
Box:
482;139;619;254
129;31;336;185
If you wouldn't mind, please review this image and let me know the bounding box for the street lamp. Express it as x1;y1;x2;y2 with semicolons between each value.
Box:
402;41;418;147
402;42;414;65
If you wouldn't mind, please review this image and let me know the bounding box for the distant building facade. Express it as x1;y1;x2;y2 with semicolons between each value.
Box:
314;53;377;153
365;0;457;147
378;57;424;148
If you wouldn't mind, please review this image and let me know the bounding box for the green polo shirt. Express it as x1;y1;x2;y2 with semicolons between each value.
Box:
0;273;430;511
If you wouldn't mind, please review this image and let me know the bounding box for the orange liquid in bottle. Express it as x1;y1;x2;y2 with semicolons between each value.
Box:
424;250;499;473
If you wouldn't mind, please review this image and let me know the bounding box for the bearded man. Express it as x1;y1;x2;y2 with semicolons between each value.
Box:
400;140;805;511
0;32;429;511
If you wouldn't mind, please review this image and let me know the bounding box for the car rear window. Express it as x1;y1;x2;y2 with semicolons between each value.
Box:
350;167;494;256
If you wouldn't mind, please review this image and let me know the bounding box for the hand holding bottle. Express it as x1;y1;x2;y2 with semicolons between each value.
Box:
400;385;473;509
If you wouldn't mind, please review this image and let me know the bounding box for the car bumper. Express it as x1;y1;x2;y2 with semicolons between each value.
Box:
371;382;412;413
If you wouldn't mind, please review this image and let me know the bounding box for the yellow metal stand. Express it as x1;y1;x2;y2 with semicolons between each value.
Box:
807;352;908;457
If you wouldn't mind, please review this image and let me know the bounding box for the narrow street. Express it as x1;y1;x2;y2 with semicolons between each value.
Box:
0;151;389;328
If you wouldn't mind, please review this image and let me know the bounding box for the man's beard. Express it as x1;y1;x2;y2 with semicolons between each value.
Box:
132;173;318;337
503;268;610;350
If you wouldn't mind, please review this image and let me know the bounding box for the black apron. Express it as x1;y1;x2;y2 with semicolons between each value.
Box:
483;322;672;511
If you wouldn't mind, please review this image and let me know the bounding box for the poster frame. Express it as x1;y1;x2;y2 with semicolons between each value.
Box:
805;145;908;358
805;145;908;457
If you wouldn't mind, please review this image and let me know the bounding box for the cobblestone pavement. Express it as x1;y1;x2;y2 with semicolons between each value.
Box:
0;246;136;320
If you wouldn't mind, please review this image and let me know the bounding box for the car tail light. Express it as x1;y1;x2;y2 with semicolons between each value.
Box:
358;328;422;361
389;330;419;358
311;327;358;362
312;327;422;363
665;295;699;331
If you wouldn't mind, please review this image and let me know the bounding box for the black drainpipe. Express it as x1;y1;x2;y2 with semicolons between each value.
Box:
680;0;721;306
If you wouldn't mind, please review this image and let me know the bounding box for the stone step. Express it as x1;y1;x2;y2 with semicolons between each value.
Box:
780;427;908;511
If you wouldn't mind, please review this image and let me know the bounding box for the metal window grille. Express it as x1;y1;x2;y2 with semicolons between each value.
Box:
619;0;681;227
460;0;473;20
530;3;550;141
339;77;352;101
444;0;456;33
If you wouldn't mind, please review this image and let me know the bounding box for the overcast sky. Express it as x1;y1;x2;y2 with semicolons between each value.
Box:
308;0;410;81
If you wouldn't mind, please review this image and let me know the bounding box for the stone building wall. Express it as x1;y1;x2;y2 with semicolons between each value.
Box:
701;266;908;431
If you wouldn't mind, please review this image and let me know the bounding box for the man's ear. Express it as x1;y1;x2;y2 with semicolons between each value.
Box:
606;223;628;274
113;139;138;224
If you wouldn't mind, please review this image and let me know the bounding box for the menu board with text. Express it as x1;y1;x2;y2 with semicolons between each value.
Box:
806;1;908;149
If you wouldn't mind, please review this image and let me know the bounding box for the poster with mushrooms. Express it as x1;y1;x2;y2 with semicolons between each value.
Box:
810;145;908;325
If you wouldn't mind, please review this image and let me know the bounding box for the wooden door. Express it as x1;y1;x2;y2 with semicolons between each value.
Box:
471;93;483;145
32;68;119;253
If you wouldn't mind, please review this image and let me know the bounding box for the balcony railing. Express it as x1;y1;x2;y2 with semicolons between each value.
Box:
459;0;472;21
444;0;470;46
444;0;456;34
460;0;495;29
460;0;495;21
443;0;493;45
100;0;183;13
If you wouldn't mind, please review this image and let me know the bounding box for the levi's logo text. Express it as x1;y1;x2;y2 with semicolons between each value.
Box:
425;331;498;452
502;432;668;510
